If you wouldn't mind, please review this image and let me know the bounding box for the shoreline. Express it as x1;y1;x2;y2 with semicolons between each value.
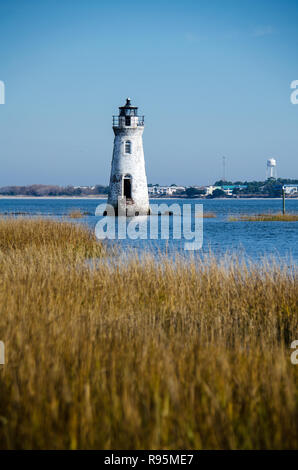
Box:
0;195;108;200
0;196;296;201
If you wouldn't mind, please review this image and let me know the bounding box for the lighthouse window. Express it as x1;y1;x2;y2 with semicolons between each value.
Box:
125;141;132;154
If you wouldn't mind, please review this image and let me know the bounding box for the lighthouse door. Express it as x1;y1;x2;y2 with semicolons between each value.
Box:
123;176;132;199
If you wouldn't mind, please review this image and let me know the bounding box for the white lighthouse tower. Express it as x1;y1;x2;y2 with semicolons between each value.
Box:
107;98;150;216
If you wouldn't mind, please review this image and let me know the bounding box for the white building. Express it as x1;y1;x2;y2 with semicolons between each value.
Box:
148;185;186;196
205;185;218;196
107;98;150;216
74;186;96;190
283;184;298;195
205;185;247;196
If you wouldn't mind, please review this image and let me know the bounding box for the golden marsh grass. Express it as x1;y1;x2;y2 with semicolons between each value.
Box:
68;209;91;218
229;213;298;222
196;212;216;218
0;218;297;449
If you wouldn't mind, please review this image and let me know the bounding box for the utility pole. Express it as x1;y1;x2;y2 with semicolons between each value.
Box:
282;187;286;215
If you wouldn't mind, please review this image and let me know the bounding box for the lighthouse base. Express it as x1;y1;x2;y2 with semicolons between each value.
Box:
106;197;150;217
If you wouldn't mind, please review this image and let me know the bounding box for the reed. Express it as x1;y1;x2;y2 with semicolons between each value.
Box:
0;218;297;449
0;216;106;257
229;212;298;222
68;209;91;218
201;212;216;218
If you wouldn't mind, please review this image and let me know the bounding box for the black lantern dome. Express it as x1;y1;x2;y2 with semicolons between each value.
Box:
119;98;138;117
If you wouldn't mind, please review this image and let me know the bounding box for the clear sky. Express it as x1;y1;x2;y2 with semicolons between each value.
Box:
0;0;298;186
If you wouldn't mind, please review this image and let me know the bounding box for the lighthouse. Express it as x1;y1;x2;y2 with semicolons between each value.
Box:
107;98;150;216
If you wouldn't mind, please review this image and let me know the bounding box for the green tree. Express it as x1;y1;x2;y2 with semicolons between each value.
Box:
185;187;204;198
211;189;226;198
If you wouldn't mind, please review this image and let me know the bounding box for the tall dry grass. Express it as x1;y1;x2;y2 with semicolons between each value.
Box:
0;218;297;449
229;213;298;222
68;209;92;218
0;217;105;257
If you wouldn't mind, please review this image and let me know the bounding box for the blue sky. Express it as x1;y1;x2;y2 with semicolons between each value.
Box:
0;0;298;186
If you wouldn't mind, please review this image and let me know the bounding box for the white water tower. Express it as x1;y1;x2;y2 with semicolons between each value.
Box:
266;158;277;179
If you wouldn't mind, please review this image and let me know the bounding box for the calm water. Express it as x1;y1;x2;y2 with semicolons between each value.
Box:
1;197;297;264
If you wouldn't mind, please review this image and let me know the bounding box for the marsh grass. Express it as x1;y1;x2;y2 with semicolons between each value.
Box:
196;212;216;218
229;212;298;222
68;209;91;218
0;218;297;449
0;216;106;258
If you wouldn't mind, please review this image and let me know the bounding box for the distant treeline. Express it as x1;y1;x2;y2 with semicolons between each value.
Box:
0;184;109;196
213;178;298;197
0;178;297;197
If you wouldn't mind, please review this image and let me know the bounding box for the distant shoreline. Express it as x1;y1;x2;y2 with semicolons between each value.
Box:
0;195;108;200
0;196;295;201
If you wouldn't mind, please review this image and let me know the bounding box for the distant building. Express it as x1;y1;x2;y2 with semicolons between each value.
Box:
148;185;186;196
205;185;247;196
205;185;218;196
283;184;298;195
74;186;95;190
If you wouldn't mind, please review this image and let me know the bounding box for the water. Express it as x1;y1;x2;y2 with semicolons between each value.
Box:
0;197;297;264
